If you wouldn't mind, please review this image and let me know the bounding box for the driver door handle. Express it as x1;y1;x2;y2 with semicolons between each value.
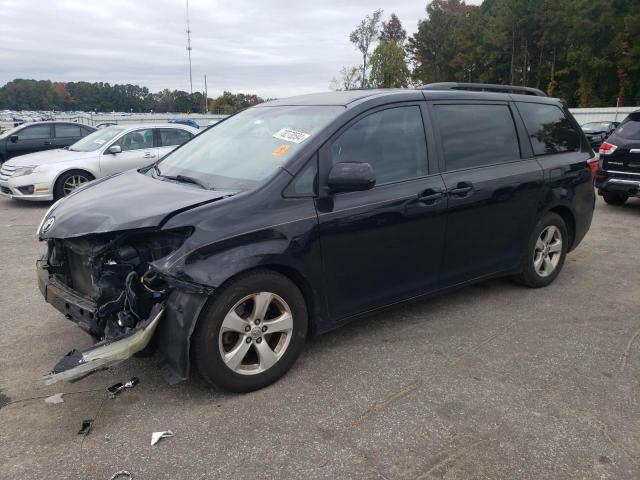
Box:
144;151;155;158
417;189;444;204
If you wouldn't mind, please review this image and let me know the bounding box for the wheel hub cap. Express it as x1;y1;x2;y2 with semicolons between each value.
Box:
533;225;562;278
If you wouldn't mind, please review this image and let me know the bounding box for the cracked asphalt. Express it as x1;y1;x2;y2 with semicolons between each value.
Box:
0;195;639;479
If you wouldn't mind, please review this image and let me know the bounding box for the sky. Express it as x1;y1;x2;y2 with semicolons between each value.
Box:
0;0;481;99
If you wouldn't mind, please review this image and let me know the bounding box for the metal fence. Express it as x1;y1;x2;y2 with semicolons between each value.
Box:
569;106;638;125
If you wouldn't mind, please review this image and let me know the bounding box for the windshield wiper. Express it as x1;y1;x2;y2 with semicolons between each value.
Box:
153;165;210;190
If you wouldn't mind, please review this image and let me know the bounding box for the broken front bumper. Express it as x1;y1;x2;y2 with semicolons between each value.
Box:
37;259;210;385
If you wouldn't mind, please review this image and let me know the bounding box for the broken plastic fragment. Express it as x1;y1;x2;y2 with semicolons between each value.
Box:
43;305;164;385
44;393;64;404
107;376;140;397
109;471;132;480
150;430;174;446
78;419;94;436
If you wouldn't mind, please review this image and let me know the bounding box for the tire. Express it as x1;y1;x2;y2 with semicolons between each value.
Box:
602;191;628;206
192;269;308;392
53;169;94;200
514;212;568;288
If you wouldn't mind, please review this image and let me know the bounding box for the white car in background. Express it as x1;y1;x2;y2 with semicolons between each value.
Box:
0;123;197;201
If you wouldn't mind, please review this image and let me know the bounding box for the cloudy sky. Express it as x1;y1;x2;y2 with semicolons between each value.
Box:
0;0;481;98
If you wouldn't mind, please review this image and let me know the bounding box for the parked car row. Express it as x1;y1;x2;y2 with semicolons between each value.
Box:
0;123;197;200
33;84;597;392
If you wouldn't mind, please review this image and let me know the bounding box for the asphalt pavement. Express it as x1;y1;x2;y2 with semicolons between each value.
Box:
0;195;638;479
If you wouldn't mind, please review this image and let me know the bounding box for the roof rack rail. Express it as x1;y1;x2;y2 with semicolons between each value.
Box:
419;82;547;97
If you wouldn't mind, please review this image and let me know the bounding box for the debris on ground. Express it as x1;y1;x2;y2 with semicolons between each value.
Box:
107;376;140;397
78;419;94;436
44;393;64;404
109;471;132;480
150;430;174;446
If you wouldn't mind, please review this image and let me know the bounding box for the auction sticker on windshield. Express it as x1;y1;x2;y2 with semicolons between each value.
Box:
273;128;310;144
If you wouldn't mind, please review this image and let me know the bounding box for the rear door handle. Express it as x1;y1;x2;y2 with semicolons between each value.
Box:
447;183;473;197
144;152;154;158
417;189;444;204
43;141;51;146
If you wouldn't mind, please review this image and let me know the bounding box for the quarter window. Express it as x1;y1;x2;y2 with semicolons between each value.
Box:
434;104;520;171
19;125;50;140
55;124;82;138
115;129;154;151
331;106;428;184
158;128;193;147
516;102;580;155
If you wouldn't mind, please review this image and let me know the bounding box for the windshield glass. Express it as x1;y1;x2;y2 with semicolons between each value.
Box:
581;122;610;133
0;124;26;139
152;105;344;190
69;126;124;152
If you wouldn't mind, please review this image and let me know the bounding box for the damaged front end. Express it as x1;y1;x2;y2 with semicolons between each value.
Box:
38;227;210;384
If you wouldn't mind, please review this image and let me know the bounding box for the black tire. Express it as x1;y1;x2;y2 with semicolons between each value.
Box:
514;212;568;288
53;169;94;200
602;191;628;206
192;269;308;392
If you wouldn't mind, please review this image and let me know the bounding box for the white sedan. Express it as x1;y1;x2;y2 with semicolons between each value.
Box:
0;123;198;201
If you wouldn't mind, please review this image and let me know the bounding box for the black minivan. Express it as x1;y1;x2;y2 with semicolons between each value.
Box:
36;85;595;392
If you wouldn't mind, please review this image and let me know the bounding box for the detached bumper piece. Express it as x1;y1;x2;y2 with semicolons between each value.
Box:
44;304;165;385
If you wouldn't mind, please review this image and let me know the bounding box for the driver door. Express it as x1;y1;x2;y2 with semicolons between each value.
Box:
99;128;158;176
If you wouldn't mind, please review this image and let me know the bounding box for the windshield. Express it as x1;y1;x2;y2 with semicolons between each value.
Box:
69;126;124;152
0;124;26;139
581;122;610;133
152;105;344;190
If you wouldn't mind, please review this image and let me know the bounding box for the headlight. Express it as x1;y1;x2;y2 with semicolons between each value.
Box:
12;166;37;177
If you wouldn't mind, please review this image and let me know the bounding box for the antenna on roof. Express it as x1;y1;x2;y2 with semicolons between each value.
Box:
186;0;193;95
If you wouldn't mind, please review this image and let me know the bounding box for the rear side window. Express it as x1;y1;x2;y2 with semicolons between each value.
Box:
434;104;520;171
158;128;193;147
19;124;50;139
615;113;640;139
55;124;82;138
331;106;428;184
517;102;580;155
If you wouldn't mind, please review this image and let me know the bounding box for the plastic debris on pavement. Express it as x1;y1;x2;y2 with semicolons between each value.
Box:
150;430;174;446
44;393;64;404
78;419;94;436
107;377;140;397
109;471;132;480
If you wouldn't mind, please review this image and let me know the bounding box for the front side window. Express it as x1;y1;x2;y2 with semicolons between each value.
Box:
517;102;580;155
434;104;520;171
69;126;124;152
158;128;192;147
19;124;50;140
154;105;343;190
116;129;154;152
55;124;82;138
331;106;428;184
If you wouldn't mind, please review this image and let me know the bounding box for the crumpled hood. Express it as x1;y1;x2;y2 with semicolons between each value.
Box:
6;148;98;167
39;170;236;239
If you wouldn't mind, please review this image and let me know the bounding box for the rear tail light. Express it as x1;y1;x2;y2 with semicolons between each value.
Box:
586;155;599;174
598;142;618;157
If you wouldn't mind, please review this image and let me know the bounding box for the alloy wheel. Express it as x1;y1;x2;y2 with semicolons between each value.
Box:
218;292;293;375
533;225;562;277
63;174;89;195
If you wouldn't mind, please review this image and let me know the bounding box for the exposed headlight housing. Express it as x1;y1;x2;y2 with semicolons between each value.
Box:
12;166;37;177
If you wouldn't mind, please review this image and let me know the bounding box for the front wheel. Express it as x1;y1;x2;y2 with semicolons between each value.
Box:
514;212;567;288
192;270;308;392
602;191;628;206
53;170;94;199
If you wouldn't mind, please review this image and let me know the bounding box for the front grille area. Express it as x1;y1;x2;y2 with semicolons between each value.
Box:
66;249;93;297
0;186;12;195
0;164;16;181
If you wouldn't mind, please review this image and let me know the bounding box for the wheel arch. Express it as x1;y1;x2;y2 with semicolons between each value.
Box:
53;167;97;198
545;204;576;251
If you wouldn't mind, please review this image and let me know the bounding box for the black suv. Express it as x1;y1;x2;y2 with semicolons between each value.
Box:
0;121;95;164
595;111;640;205
36;84;595;392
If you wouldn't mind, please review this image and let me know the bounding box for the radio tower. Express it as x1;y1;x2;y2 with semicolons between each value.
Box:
186;0;193;94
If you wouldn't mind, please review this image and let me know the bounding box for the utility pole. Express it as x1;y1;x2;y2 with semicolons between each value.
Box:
204;74;208;113
186;0;193;95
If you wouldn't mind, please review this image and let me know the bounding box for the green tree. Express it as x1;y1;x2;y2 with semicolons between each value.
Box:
369;41;409;88
349;9;384;88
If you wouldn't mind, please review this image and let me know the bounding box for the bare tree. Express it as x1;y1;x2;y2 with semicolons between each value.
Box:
349;9;383;88
329;66;361;91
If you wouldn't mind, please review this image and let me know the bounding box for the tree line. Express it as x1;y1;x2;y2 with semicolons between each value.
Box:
333;0;640;107
0;79;264;114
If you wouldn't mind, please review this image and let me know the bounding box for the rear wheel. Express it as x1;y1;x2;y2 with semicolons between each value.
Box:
54;169;94;199
514;212;567;288
602;191;628;206
192;270;308;392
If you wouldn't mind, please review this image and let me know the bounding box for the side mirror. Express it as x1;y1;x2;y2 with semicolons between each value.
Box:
9;135;18;143
327;162;375;193
107;145;122;154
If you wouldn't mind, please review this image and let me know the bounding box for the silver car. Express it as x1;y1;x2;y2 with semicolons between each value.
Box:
0;123;198;201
